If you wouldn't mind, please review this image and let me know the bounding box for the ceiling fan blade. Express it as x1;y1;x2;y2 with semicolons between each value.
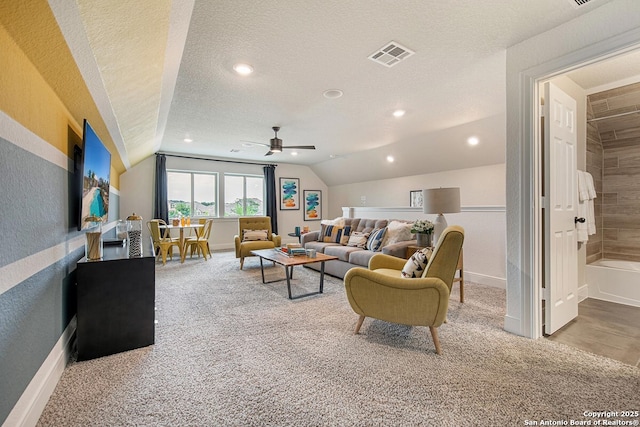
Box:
283;145;316;150
265;150;274;156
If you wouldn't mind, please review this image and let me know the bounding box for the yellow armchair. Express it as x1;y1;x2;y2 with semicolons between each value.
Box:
344;225;464;354
234;216;282;269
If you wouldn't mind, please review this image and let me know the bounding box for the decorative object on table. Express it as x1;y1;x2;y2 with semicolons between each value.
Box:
422;187;460;245
279;177;300;210
411;219;434;247
294;226;301;236
116;219;128;240
409;190;423;208
172;218;180;226
84;215;103;260
303;190;322;220
127;213;143;257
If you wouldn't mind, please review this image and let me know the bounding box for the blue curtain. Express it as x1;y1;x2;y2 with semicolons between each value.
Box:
154;154;169;222
263;165;278;234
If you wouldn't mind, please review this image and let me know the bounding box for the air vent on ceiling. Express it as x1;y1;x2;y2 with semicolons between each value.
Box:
368;41;415;67
568;0;594;7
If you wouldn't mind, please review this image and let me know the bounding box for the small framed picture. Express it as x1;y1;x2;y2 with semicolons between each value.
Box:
279;177;300;210
410;190;423;208
303;190;322;221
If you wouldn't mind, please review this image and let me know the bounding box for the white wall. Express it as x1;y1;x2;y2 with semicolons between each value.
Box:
120;155;328;251
506;0;640;337
329;163;505;217
330;163;506;288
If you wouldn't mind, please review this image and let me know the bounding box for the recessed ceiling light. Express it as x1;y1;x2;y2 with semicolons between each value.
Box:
323;89;343;99
183;138;193;143
233;63;254;76
386;155;395;163
467;136;479;146
291;151;298;156
393;110;405;117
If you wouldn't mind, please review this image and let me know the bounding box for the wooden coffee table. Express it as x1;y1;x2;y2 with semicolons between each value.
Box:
250;249;338;299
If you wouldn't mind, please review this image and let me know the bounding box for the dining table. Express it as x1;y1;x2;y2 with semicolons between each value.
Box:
159;223;204;263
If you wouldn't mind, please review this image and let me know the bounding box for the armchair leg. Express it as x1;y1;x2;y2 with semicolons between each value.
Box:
240;258;244;270
429;326;442;355
354;315;365;334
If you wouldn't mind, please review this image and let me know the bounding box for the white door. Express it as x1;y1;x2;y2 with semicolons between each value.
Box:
544;82;579;335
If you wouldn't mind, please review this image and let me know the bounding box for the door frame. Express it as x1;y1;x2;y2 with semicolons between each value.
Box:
509;28;640;339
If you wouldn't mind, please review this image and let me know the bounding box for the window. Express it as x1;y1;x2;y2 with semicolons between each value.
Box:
224;174;264;217
167;171;217;218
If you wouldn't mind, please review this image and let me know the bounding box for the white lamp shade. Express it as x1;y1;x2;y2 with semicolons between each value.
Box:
422;188;461;214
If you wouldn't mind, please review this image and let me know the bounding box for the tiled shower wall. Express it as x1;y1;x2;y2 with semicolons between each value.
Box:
588;82;640;263
585;100;603;264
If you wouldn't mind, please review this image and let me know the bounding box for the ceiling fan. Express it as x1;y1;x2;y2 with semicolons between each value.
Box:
261;126;316;156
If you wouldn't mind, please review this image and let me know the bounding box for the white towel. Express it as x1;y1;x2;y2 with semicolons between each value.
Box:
584;171;597;200
577;170;589;202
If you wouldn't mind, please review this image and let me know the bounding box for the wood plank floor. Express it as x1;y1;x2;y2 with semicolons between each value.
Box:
547;298;640;367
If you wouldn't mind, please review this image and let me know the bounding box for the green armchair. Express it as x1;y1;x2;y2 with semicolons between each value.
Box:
234;216;281;269
343;225;464;354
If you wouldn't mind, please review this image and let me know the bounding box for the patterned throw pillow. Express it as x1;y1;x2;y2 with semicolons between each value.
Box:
318;224;350;244
346;231;370;248
366;227;387;252
401;247;434;278
243;229;268;241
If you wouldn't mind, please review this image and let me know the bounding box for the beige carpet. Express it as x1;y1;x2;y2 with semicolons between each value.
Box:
37;251;639;426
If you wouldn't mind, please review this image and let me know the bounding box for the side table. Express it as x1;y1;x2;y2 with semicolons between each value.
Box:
406;245;465;303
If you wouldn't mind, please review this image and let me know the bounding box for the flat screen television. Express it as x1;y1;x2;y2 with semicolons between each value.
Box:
78;119;111;231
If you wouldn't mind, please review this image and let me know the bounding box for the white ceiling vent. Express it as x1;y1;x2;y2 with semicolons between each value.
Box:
568;0;595;7
368;41;415;67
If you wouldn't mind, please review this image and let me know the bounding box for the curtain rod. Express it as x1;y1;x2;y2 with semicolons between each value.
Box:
157;152;277;167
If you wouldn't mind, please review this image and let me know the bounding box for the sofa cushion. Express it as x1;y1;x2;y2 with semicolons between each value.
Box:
346;231;370;248
348;249;377;267
318;224;351;243
324;245;363;262
382;220;414;246
366;227;387;251
355;218;388;234
305;240;340;254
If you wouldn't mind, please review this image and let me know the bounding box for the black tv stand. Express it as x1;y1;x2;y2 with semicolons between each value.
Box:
76;242;155;360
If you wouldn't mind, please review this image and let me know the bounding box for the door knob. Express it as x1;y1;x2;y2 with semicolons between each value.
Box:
574;217;586;224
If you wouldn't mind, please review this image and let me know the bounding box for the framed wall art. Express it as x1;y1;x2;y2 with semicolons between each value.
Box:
279;177;300;210
303;190;322;221
410;190;423;208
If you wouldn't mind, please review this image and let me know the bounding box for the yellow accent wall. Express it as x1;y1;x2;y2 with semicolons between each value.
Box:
0;0;123;188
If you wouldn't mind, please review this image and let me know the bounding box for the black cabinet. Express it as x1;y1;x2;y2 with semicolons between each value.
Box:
76;242;155;360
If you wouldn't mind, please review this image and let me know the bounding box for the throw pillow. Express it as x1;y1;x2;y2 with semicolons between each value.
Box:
243;229;268;241
366;227;387;252
318;224;347;243
346;231;370;248
382;221;414;246
401;247;433;278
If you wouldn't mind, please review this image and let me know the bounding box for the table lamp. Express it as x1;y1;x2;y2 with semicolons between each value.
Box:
422;187;461;244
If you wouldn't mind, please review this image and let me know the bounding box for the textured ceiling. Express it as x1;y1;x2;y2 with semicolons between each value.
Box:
28;1;640;184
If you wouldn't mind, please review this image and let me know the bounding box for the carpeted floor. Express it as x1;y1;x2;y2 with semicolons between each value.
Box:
37;251;639;426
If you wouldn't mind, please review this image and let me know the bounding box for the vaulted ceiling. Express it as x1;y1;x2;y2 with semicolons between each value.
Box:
5;0;640;186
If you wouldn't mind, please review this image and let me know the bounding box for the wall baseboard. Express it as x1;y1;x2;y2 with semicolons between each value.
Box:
578;284;589;303
504;315;522;336
3;318;76;427
464;271;506;289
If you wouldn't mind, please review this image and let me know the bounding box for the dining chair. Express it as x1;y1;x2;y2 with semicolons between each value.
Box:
147;219;181;265
185;218;213;260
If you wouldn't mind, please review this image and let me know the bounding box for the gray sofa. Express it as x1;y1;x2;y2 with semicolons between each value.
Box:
301;218;416;279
